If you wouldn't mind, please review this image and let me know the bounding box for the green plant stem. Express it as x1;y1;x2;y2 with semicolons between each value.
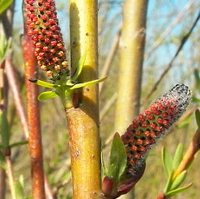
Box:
114;0;148;134
68;0;101;198
114;1;148;199
22;33;46;199
0;64;6;199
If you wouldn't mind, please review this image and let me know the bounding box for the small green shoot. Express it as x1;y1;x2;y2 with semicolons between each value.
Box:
0;31;12;64
172;144;183;170
71;54;86;82
107;133;127;182
170;170;187;190
15;176;25;199
162;145;193;198
38;91;58;101
29;55;107;109
162;147;173;178
165;183;192;197
0;111;10;148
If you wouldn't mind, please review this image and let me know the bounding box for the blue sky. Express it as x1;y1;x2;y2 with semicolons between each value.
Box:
13;0;200;87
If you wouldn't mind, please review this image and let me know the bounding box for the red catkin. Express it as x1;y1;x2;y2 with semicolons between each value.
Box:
25;0;69;82
121;84;191;176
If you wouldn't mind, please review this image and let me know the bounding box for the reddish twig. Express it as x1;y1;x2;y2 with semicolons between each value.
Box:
22;32;46;199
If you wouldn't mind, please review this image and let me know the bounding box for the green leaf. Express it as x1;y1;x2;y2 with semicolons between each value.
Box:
165;183;192;197
194;69;200;93
195;109;200;129
108;133;127;181
9;141;28;148
176;114;192;128
164;170;174;193
71;54;86;82
15;178;25;199
0;151;6;169
170;170;187;190
38;91;58;101
0;31;12;64
192;96;200;104
0;111;10;148
101;152;108;176
71;76;107;90
29;79;58;89
173;144;183;170
0;0;13;15
162;147;173;178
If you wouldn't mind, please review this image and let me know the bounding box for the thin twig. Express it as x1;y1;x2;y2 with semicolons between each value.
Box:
100;92;117;121
99;24;121;93
5;155;17;199
145;0;196;59
5;58;29;139
144;12;200;102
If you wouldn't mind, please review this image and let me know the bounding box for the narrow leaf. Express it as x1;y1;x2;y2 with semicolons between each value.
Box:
102;152;108;176
165;183;192;197
164;170;174;193
176;114;192;128
173;144;183;170
0;111;10;148
170;170;187;190
192;96;200;104
71;54;86;81
29;79;58;89
9;141;28;148
0;32;12;64
194;69;200;93
195;109;200;129
162;147;173;178
0;151;6;169
108;133;127;181
71;76;107;90
0;0;13;15
14;179;25;199
38;91;58;101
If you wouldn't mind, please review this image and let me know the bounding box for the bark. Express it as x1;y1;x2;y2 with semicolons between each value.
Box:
114;1;148;199
22;33;46;199
68;0;101;198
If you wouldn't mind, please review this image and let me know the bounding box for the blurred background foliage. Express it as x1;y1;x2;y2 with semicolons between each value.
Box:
1;0;200;198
